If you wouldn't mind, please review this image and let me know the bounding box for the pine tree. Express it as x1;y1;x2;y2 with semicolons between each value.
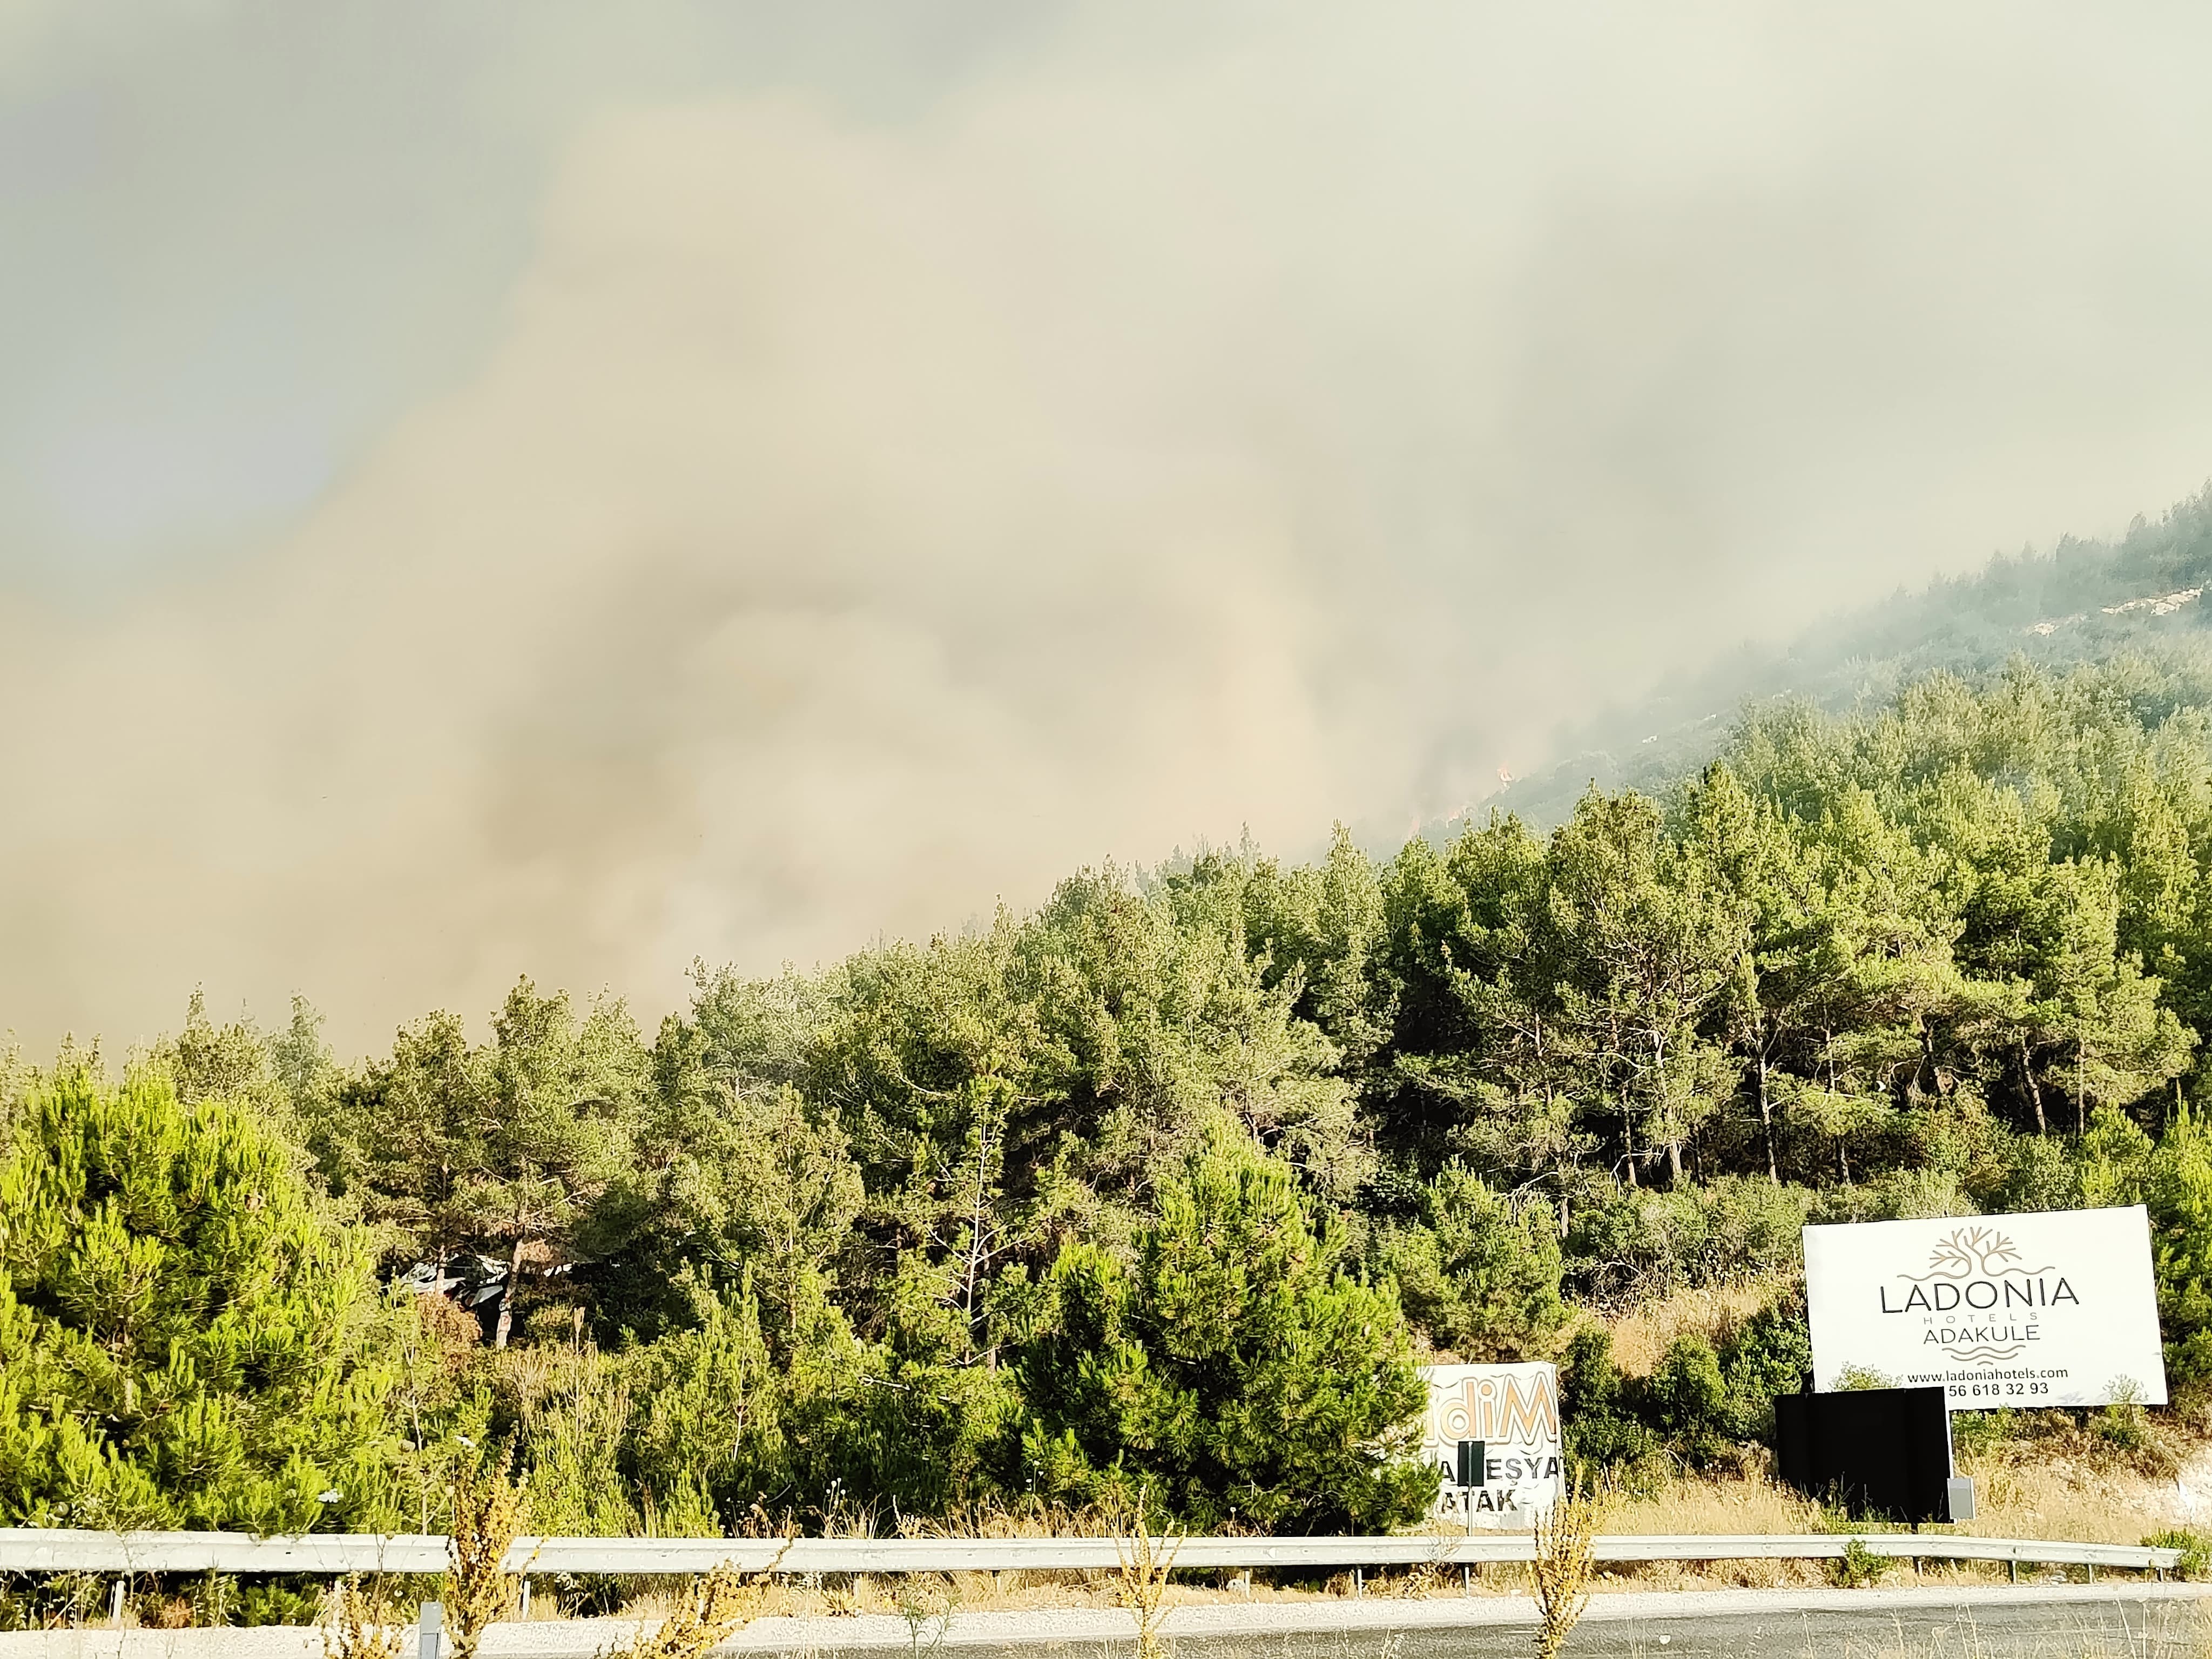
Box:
0;1069;398;1530
1547;791;1743;1184
1372;1163;1568;1361
1017;1116;1431;1532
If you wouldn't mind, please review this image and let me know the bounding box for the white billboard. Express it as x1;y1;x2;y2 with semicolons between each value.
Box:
1419;1361;1562;1529
1803;1207;2166;1410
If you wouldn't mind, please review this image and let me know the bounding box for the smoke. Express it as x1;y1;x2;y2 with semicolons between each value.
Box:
7;2;2212;1052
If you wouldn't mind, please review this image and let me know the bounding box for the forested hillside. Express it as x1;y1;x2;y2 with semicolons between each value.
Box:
13;651;2212;1538
1498;484;2212;824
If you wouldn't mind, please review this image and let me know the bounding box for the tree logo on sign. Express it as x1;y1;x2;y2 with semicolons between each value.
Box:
1901;1226;2052;1282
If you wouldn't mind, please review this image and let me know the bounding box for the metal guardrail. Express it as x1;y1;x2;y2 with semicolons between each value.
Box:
0;1529;2184;1577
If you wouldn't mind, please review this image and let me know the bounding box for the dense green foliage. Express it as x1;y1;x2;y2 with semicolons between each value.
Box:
23;632;2212;1527
0;1073;396;1530
1558;1298;1814;1474
1018;1116;1432;1530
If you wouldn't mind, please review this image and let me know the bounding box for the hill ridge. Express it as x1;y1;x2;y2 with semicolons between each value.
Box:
1488;482;2212;826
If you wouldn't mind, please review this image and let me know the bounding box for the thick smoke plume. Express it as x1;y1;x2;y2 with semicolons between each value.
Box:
6;3;2212;1050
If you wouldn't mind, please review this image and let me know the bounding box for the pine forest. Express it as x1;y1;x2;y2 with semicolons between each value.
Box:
19;505;2212;1559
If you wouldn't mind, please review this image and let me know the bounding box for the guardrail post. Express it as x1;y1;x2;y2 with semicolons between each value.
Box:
519;1578;531;1617
418;1599;443;1659
108;1578;126;1626
2008;1559;2019;1583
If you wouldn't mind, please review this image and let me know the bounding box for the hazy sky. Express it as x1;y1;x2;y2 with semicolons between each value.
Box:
7;1;2212;1055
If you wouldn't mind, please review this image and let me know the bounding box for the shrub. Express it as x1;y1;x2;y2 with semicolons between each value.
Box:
1557;1327;1659;1474
1716;1290;1812;1442
1830;1537;1890;1588
1646;1335;1730;1465
1985;1131;2084;1214
236;1580;325;1627
2143;1528;2210;1579
1559;1290;1810;1475
1810;1168;1975;1224
1948;1407;2011;1460
2080;1104;2154;1206
1375;1164;1567;1360
1566;1176;1811;1300
1698;1178;1818;1282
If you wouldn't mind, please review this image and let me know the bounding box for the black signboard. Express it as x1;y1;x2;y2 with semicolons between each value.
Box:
1775;1386;1958;1523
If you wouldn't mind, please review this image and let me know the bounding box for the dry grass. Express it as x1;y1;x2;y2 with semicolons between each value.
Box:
906;1500;1107;1539
1605;1280;1790;1376
574;1467;2177;1620
581;1454;2166;1621
1519;1469;1845;1590
1607;1471;1826;1536
1385;1554;1451;1600
1495;1459;2194;1596
619;1567;1137;1623
1602;1441;2188;1550
1958;1448;2180;1545
321;1439;2198;1640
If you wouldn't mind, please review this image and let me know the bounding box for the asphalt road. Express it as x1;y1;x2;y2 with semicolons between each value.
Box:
4;1584;2202;1659
1321;1590;2203;1659
526;1584;2212;1659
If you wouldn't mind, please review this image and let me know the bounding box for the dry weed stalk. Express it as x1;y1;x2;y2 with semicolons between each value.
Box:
444;1458;530;1659
1528;1471;1603;1659
323;1573;407;1659
601;1562;767;1659
1107;1490;1183;1659
1389;1553;1448;1599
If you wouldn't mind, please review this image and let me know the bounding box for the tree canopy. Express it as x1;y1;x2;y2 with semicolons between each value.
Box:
14;650;2212;1529
0;1072;396;1530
